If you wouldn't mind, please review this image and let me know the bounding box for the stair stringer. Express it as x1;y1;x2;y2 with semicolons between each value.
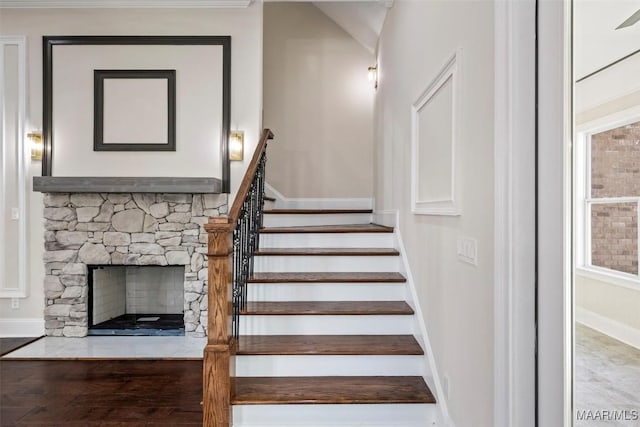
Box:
375;209;456;427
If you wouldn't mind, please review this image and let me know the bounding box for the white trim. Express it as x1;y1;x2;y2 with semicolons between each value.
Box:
586;196;640;204
264;182;373;210
577;110;640;135
574;130;587;272
372;209;396;228
0;319;44;337
410;49;460;216
0;36;29;299
493;1;536;426
576;267;640;292
576;307;640;351
379;209;454;427
577;87;640;116
0;0;253;7
536;0;573;424
577;103;640;135
264;181;287;202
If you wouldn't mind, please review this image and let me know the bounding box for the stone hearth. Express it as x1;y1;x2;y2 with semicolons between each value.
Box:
42;192;226;337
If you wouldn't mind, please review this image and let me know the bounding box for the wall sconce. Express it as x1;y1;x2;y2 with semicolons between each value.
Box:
28;131;43;161
368;65;378;89
229;131;244;161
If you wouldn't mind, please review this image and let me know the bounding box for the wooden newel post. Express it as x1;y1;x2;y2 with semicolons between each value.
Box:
203;217;235;427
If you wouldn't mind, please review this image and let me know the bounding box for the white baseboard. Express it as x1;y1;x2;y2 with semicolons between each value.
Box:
372;210;397;228
576;307;640;350
0;318;45;337
264;183;373;210
379;209;453;427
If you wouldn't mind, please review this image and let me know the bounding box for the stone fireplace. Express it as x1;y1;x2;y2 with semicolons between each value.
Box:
40;191;226;337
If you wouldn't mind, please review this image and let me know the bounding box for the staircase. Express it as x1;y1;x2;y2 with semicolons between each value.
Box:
230;208;437;426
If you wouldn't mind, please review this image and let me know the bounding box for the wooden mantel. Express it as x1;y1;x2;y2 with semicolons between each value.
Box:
32;176;222;194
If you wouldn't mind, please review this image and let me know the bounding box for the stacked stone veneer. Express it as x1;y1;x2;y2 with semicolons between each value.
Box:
43;192;227;337
590;120;640;275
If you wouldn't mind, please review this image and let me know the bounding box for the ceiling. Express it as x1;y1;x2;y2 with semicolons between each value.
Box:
312;1;390;53
266;0;391;53
574;0;640;79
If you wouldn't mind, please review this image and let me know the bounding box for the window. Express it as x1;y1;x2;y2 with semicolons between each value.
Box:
581;118;640;278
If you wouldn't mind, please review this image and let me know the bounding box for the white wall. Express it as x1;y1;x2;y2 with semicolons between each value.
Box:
0;5;263;332
263;2;374;199
374;1;495;425
52;44;224;178
576;273;640;347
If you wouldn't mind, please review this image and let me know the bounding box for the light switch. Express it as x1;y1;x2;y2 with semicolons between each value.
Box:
457;237;478;266
10;208;20;220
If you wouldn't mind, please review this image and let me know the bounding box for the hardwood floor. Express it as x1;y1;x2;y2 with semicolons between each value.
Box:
0;360;202;426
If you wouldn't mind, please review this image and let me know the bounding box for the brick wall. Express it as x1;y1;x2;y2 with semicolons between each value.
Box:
590;120;640;275
591;203;638;275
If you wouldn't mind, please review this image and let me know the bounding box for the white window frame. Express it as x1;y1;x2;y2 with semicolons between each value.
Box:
576;110;640;287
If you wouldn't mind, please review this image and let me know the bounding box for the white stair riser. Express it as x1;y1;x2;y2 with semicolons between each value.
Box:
259;233;394;248
248;283;406;302
236;355;424;377
254;255;400;272
263;213;373;227
233;404;436;427
240;315;412;335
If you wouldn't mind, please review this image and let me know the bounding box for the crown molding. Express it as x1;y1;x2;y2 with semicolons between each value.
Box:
0;0;253;8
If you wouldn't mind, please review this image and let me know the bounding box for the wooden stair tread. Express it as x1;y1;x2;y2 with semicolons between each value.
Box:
237;335;423;355
248;272;406;283
260;224;393;234
233;376;435;405
254;248;400;256
241;301;414;315
264;209;373;214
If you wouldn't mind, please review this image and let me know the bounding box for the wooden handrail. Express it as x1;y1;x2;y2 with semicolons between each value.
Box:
228;128;274;222
203;128;274;427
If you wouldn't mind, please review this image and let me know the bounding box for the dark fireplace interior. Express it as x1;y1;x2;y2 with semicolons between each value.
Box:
88;265;185;336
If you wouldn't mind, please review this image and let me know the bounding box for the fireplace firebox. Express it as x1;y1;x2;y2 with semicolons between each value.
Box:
88;265;185;336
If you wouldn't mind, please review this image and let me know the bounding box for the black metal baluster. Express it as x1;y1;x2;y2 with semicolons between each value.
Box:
229;137;271;341
232;228;240;339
